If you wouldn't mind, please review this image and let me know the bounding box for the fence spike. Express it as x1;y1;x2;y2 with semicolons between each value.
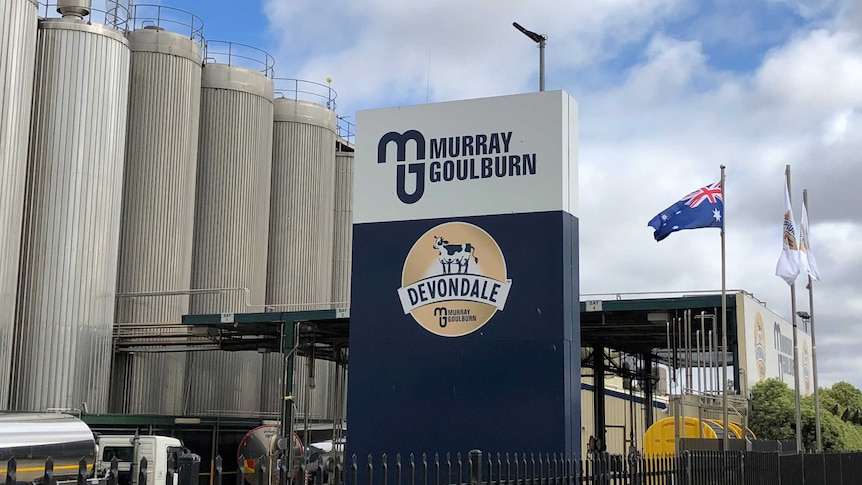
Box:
76;457;88;485
6;457;17;485
214;456;223;485
236;454;245;485
139;456;148;485
382;453;389;485
396;453;403;485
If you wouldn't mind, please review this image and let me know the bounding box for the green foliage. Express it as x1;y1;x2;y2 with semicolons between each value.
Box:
749;379;862;451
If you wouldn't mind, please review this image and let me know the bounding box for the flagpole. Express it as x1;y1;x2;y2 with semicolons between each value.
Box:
787;165;803;452
720;164;729;451
805;188;823;452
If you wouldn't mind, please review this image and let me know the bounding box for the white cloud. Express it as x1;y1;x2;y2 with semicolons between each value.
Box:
262;0;862;387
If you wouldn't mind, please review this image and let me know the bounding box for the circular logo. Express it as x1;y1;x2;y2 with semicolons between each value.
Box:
754;312;767;381
396;221;512;337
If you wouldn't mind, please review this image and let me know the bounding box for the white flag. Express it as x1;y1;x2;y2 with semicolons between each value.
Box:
799;197;822;281
775;181;800;285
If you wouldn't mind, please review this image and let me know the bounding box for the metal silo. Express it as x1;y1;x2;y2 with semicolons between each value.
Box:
264;83;338;418
111;6;204;414
186;43;274;416
12;3;130;412
332;149;354;307
0;0;38;411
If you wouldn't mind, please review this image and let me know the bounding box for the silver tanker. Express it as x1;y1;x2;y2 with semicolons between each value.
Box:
0;413;97;483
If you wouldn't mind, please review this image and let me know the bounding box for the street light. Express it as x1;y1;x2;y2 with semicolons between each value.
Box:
513;22;547;91
797;311;811;332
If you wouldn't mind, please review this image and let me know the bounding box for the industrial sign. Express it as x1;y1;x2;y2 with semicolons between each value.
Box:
347;90;580;460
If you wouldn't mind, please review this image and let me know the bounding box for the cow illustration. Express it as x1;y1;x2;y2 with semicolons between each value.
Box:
432;236;479;274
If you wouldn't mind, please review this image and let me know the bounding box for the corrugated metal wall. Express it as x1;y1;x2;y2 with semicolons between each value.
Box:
112;28;203;414
0;0;38;410
265;98;338;417
581;380;667;458
185;63;274;415
12;18;130;412
332;151;354;306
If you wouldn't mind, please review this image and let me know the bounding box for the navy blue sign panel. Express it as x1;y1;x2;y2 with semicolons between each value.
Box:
348;91;579;463
346;210;580;457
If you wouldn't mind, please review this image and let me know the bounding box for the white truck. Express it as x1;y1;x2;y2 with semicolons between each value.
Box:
95;434;192;485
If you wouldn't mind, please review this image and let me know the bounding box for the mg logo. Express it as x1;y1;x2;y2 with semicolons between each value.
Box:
378;130;426;204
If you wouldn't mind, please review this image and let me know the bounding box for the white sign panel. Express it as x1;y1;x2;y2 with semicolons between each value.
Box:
738;293;813;395
354;90;578;224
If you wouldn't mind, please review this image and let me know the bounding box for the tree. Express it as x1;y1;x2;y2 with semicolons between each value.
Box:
749;379;796;442
749;380;862;451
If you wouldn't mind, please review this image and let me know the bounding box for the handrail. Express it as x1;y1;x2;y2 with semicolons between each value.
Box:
273;78;337;110
38;1;131;32
130;4;204;44
204;40;275;78
337;116;355;144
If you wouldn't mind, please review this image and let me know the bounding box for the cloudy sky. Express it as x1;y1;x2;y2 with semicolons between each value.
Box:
148;0;861;387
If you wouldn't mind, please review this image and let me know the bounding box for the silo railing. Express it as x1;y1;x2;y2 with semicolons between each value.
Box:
38;1;131;32
130;4;204;44
273;78;338;110
203;40;275;78
337;116;355;144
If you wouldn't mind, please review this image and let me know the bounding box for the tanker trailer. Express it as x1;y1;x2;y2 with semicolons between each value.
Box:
237;425;303;485
0;413;97;484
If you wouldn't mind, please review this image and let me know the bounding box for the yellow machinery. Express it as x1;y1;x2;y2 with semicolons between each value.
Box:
643;417;757;455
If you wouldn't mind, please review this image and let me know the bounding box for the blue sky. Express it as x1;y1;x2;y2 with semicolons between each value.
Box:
128;0;862;388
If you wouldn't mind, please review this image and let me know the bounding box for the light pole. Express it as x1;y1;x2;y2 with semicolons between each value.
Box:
513;22;547;91
797;310;822;452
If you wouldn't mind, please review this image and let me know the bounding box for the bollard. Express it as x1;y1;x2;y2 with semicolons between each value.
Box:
468;450;482;485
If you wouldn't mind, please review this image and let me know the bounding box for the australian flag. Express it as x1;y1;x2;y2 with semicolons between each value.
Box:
648;181;724;241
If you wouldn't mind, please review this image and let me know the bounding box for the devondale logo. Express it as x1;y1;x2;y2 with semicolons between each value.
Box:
397;221;513;337
377;129;538;204
754;312;767;381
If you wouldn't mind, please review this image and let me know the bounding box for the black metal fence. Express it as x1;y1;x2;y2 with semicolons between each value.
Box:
330;449;862;485
7;450;862;485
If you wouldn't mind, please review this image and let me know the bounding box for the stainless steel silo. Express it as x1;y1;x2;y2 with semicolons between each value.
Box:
12;13;130;412
263;94;338;418
332;150;354;307
112;11;203;414
185;58;274;415
0;0;38;411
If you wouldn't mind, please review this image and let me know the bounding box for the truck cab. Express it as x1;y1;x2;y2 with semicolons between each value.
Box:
96;435;186;485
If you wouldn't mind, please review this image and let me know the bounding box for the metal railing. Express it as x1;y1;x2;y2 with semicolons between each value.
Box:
38;1;131;32
17;449;862;485
337;116;355;145
274;78;338;111
130;4;204;44
335;450;862;485
203;40;275;78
